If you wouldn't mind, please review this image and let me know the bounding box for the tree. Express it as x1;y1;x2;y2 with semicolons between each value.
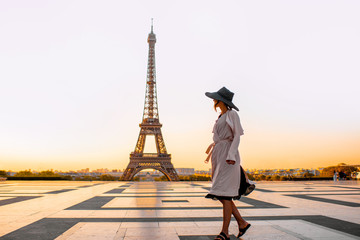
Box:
38;170;60;177
177;175;211;181
303;172;314;178
280;176;288;181
0;170;7;177
271;175;280;181
247;174;255;181
160;175;168;181
321;164;357;178
14;170;34;177
82;175;94;181
100;174;115;181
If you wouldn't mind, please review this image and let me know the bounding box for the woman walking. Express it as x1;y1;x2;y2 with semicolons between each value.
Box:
204;87;251;240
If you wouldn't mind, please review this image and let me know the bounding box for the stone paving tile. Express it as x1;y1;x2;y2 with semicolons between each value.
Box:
49;210;96;218
159;221;197;227
124;236;179;240
176;226;225;236
65;222;120;240
125;227;177;237
120;222;159;228
269;220;358;239
318;194;360;203
195;221;223;227
55;222;87;240
0;197;13;200
0;181;360;239
89;210;127;218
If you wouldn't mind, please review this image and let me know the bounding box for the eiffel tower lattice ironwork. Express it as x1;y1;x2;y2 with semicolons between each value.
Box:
121;22;179;181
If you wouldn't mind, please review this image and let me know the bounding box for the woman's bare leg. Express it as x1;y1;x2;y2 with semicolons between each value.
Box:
231;201;248;228
219;199;232;237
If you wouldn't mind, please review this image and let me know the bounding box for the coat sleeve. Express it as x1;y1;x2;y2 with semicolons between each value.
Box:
226;110;244;161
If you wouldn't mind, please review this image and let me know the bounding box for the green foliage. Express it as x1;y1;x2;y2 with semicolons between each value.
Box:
303;172;314;178
14;170;62;178
74;175;97;181
0;170;7;177
321;164;357;177
247;173;255;181
14;170;34;177
100;174;116;181
251;174;288;181
153;175;211;181
280;176;288;181
154;175;167;181
38;171;61;177
179;175;211;181
271;175;281;181
83;176;96;181
62;175;72;180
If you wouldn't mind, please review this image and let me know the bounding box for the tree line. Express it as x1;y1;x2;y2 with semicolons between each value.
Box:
1;163;358;181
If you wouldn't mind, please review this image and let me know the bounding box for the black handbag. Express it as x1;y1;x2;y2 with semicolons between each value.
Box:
238;166;255;197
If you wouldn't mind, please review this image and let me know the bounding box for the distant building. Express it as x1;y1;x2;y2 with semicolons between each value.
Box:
92;168;109;174
195;170;211;175
108;170;123;177
77;168;90;174
6;171;16;176
310;169;320;176
176;168;195;175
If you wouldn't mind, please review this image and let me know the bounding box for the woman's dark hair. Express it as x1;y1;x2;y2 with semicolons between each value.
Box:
214;100;233;112
224;102;232;110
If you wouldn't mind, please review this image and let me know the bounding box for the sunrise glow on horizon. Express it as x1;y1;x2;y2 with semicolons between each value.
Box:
1;1;359;172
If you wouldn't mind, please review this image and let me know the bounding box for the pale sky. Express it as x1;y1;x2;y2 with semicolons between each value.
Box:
0;0;359;172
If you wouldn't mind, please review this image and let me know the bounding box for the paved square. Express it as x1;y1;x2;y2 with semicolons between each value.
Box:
0;181;359;239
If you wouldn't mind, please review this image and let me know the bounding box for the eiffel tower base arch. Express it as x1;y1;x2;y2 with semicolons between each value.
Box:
121;158;179;181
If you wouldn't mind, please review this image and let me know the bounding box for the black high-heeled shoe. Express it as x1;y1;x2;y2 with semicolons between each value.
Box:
215;232;230;240
237;223;251;238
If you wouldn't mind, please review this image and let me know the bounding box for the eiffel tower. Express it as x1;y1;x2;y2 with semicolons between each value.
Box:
121;22;179;181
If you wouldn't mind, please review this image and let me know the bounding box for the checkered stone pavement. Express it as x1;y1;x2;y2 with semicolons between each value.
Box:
1;181;360;239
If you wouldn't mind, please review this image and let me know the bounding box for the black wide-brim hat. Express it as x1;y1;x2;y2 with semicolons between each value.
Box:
205;87;239;111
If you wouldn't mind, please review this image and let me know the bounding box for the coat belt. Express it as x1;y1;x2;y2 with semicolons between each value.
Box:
204;138;233;163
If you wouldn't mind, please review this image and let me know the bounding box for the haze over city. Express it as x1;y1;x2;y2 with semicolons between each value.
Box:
1;0;359;172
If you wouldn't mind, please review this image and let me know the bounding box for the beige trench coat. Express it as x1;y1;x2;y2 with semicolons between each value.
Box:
207;110;244;197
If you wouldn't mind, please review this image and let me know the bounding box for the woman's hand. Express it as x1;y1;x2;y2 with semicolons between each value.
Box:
226;160;235;165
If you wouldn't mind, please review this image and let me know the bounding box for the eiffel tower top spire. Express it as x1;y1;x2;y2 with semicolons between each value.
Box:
151;18;154;33
143;19;159;124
